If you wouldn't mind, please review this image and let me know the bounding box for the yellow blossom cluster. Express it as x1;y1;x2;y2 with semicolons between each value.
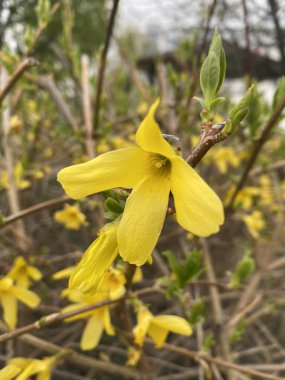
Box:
0;257;41;328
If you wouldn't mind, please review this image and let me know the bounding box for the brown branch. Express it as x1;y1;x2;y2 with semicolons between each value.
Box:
81;54;95;158
93;0;120;133
0;286;160;344
186;122;227;167
162;342;285;380
1;195;69;228
226;93;285;210
0;58;39;104
0;325;140;379
25;1;61;56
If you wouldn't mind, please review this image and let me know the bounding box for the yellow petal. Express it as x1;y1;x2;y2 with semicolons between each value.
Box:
57;147;150;199
151;315;192;336
133;306;153;346
170;157;224;236
0;364;21;380
118;175;170;265
81;311;104;350
52;266;75;280
11;286;40;308
147;322;168;348
27;266;42;281
36;369;52;380
15;360;45;380
69;225;118;293
103;306;115;336
1;293;17;328
136;99;175;158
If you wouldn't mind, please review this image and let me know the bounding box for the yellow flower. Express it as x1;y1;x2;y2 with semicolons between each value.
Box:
54;203;86;230
10;115;23;133
8;256;42;288
242;211;265;239
0;276;40;328
133;305;192;348
0;364;21;380
8;356;55;380
62;290;115;350
205;147;240;174
126;347;141;366
98;267;126;300
58;100;224;265
0;163;31;190
69;223;119;293
225;186;260;209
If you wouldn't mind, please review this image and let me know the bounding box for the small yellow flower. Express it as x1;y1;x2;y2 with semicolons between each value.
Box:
98;268;126;300
137;101;149;115
205;147;240;174
225;186;260;209
8;356;56;380
0;276;40;328
58;100;224;265
54;203;86;230
0;364;21;380
10;115;23;133
8;256;42;288
0;163;31;190
242;211;265;239
62;290;115;350
133;305;192;348
69;223;119;293
126;346;141;366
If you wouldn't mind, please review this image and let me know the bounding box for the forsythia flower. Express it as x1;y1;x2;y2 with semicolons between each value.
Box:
58;100;224;265
8;356;56;380
0;276;40;328
8;256;42;288
205;147;240;174
0;162;30;190
63;267;125;349
225;186;260;209
0;365;21;380
133;305;192;348
242;211;265;239
54;203;86;230
69;223;119;292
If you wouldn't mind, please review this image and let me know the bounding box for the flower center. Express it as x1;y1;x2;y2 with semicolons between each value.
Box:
151;154;171;176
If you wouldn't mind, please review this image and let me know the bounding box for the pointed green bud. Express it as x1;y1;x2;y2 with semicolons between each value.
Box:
227;84;255;133
104;197;123;215
272;76;285;110
230;250;255;289
200;28;226;108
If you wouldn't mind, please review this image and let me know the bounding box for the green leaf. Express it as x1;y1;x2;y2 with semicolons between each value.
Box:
180;250;204;287
193;96;205;108
200;52;220;104
217;48;226;93
163;250;181;279
104;197;123;214
189;299;206;325
208;97;226;109
230;250;255;289
230;85;255;120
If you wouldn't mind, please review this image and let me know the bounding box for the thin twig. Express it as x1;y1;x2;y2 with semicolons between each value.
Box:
162;342;285;380
81;54;95;158
0;58;39;104
227;93;285;210
93;0;120;133
0;286;160;344
1;196;69;228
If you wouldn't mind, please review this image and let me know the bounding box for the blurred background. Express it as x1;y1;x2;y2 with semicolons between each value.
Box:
0;0;285;379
